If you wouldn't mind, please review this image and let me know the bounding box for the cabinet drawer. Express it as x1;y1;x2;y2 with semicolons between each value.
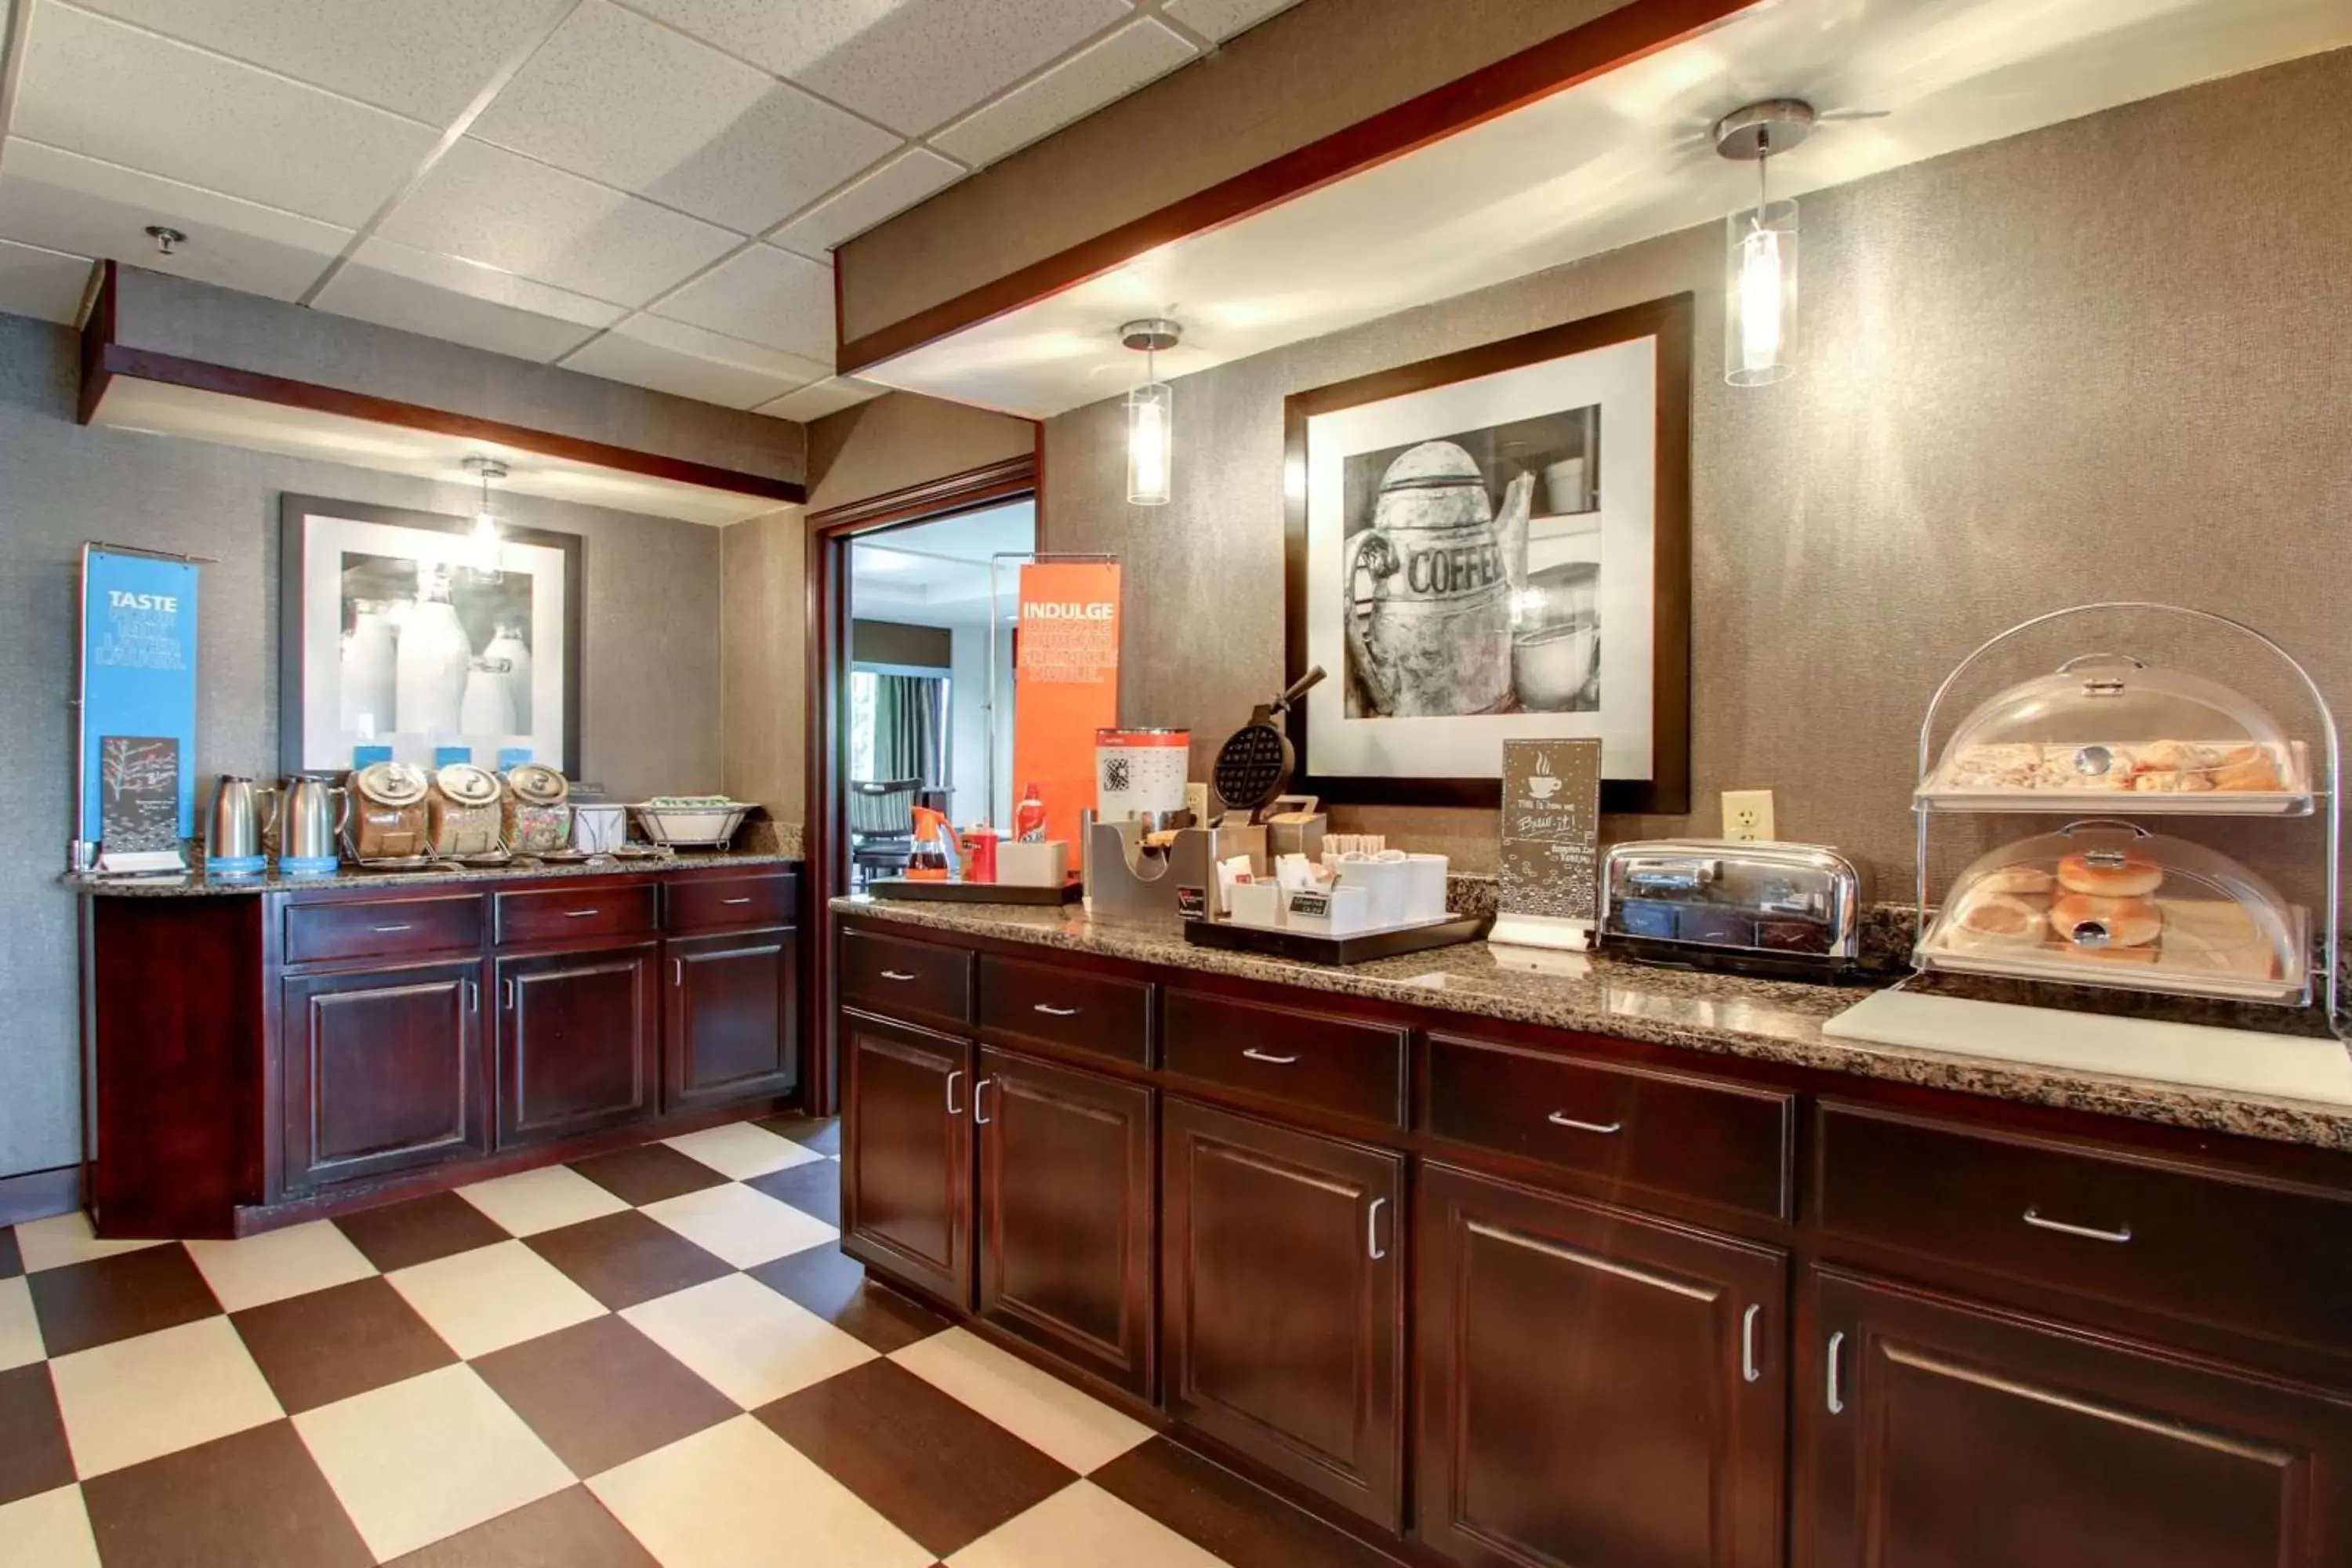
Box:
1161;990;1405;1128
840;929;973;1030
494;883;659;946
667;871;798;933
1817;1102;2352;1352
1426;1033;1793;1219
978;955;1150;1066
283;895;483;965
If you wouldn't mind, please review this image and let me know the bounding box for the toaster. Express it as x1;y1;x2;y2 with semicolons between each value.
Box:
1600;839;1864;980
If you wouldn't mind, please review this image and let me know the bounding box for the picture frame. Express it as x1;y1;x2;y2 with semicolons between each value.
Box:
1283;293;1692;815
278;494;583;779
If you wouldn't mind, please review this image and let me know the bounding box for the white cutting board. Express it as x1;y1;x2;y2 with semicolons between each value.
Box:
1824;990;2352;1105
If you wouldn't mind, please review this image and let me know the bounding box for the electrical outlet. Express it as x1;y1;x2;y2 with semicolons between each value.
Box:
1721;789;1775;842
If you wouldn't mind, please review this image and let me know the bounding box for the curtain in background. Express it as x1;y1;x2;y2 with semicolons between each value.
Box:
873;673;947;786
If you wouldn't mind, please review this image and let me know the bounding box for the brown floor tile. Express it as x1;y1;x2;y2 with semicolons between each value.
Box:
747;1242;948;1353
385;1486;657;1566
0;1225;21;1278
755;1113;840;1156
0;1363;74;1507
1092;1436;1400;1568
27;1243;221;1357
471;1315;735;1479
334;1192;510;1273
743;1160;840;1225
82;1418;373;1567
568;1143;731;1207
757;1357;1076;1557
524;1210;733;1311
234;1276;459;1414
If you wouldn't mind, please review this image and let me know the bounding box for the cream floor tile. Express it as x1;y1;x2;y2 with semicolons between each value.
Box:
295;1363;575;1562
639;1181;835;1269
456;1163;631;1236
12;1212;163;1273
0;1485;101;1568
0;1275;42;1371
184;1220;377;1312
949;1481;1229;1568
621;1273;873;1409
590;1414;931;1568
49;1317;284;1477
664;1121;825;1181
892;1327;1150;1475
386;1240;605;1358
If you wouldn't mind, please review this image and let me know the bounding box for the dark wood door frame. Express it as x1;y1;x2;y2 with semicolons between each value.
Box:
803;451;1040;1115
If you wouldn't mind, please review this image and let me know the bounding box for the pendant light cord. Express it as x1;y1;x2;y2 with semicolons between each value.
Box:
1755;128;1770;229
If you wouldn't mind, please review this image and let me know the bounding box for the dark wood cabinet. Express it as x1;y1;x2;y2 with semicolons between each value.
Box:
664;928;798;1112
1162;1096;1406;1531
1416;1163;1788;1567
976;1046;1154;1397
282;961;488;1190
494;946;660;1148
842;1009;975;1308
1804;1268;2352;1568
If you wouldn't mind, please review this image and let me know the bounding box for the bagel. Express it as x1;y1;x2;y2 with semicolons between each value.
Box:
1950;892;2046;946
2056;853;2163;897
2049;892;2161;949
1974;865;2054;896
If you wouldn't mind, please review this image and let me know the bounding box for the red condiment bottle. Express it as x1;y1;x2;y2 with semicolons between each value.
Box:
1013;783;1047;843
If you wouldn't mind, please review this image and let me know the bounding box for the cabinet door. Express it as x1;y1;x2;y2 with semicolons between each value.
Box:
1805;1268;2352;1568
1163;1097;1405;1530
1417;1163;1788;1568
495;946;659;1148
282;961;488;1189
841;1010;974;1308
663;928;798;1113
977;1047;1153;1398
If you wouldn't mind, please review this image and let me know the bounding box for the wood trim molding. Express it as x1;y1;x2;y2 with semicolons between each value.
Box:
78;261;806;506
835;0;1762;375
0;1163;81;1228
804;453;1037;532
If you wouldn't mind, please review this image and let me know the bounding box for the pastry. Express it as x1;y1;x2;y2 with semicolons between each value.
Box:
2056;853;2163;897
1943;743;2043;790
2211;755;2281;792
2131;769;2213;793
2134;739;2194;772
1975;865;2054;895
2049;892;2162;948
1950;892;2046;946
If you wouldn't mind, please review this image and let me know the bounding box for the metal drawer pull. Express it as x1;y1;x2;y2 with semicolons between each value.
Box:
371;923;414;933
2023;1208;2132;1243
563;908;601;918
1825;1330;1847;1414
1242;1048;1299;1065
1367;1196;1388;1261
974;1077;993;1125
720;896;753;906
502;978;517;1010
945;1069;963;1116
1546;1112;1624;1134
880;969;918;982
464;979;478;1012
1033;1003;1081;1018
673;958;684;987
1741;1304;1762;1384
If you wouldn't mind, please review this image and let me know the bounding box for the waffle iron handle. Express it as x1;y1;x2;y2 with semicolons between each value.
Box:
1274;666;1327;714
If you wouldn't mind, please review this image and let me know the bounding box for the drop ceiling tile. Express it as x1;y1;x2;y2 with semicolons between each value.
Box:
0;139;349;302
11;5;440;228
1160;0;1301;42
932;18;1195;169
314;238;625;361
652;244;833;360
64;0;573;125
0;237;93;325
562;316;828;408
622;0;915;80
768;147;964;260
377;137;740;306
470;1;899;234
754;376;888;422
789;0;1136;137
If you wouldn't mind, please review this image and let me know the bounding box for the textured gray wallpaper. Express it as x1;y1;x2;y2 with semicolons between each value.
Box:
1046;49;2352;906
0;314;726;1179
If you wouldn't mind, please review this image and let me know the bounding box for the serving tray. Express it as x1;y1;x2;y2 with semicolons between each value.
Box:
1185;913;1491;965
866;877;1082;906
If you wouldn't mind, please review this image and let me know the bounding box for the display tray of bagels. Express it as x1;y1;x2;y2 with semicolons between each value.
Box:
1916;825;2310;1005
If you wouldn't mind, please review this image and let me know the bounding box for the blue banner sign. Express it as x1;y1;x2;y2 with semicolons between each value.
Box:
82;549;201;844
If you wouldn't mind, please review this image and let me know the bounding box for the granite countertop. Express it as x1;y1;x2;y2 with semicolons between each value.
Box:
833;895;2352;1154
70;849;803;897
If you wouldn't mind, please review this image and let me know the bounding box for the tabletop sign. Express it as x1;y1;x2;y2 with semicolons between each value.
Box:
97;735;182;854
1493;738;1602;951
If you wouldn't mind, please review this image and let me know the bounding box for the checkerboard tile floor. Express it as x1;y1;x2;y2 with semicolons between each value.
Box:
0;1114;1394;1568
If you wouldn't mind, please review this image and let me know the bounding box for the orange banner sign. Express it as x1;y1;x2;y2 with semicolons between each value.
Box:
1011;562;1120;867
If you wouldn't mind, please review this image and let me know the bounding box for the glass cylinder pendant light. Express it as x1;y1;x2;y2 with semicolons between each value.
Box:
1120;318;1180;506
464;456;508;574
1714;100;1813;387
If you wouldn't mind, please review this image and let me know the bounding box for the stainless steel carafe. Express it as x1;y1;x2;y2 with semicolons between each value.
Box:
281;775;350;863
205;777;278;862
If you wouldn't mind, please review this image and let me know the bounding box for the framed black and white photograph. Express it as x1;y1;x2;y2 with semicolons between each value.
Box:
1284;294;1691;812
280;494;583;778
